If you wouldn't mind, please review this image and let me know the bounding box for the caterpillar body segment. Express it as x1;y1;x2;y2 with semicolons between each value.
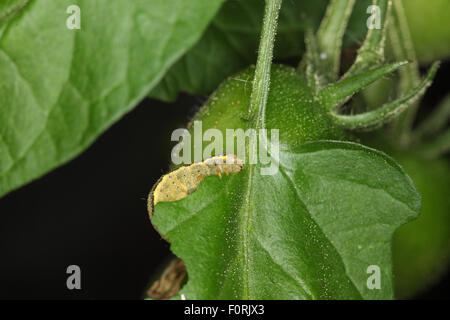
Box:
148;155;244;219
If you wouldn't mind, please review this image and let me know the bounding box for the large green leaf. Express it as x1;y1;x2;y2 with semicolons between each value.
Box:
152;141;420;299
0;0;224;198
149;0;328;101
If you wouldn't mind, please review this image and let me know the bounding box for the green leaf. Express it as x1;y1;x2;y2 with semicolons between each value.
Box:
0;0;225;198
149;0;328;101
152;141;420;299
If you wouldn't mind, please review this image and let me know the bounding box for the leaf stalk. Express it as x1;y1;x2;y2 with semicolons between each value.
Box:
248;0;282;130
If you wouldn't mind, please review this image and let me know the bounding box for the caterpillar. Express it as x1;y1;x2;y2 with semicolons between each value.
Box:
147;154;244;218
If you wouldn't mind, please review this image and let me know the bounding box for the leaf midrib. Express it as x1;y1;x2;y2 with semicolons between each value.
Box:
237;165;255;299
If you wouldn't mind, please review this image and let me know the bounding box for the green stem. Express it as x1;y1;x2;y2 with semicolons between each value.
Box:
243;0;282;299
389;0;420;92
344;0;390;78
248;0;282;130
331;62;439;130
298;27;321;92
316;0;355;83
320;61;408;111
388;0;421;146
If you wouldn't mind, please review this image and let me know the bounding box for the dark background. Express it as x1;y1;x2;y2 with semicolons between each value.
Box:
0;61;449;299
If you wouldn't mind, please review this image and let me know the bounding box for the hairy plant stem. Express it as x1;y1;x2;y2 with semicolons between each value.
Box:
248;0;282;131
242;0;281;299
388;0;421;147
316;0;355;83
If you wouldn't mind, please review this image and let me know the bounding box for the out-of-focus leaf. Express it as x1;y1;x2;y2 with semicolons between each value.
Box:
393;154;450;298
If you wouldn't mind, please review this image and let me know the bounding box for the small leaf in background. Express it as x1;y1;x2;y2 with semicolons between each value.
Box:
0;0;225;198
152;141;421;299
150;0;328;101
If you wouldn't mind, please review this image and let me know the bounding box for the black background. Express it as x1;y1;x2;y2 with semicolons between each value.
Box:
0;61;449;299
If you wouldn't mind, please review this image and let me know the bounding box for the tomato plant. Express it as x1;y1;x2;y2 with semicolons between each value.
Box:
0;0;448;300
148;0;444;299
